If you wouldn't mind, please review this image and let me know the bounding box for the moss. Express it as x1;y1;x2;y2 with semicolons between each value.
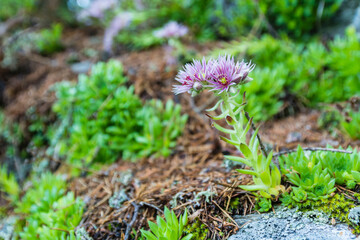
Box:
183;218;209;240
282;193;360;234
229;197;241;212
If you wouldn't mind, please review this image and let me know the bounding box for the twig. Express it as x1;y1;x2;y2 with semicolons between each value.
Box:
212;180;241;189
239;220;252;229
244;111;268;158
273;147;352;157
211;200;239;228
124;202;140;240
336;185;356;195
139;202;164;214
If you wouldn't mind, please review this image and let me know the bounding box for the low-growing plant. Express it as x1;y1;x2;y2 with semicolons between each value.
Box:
0;165;20;202
236;67;286;121
50;60;186;167
0;0;37;21
259;0;343;39
183;219;208;240
255;197;272;212
0;110;24;158
115;30;165;50
318;147;360;188
34;23;64;55
280;146;337;201
15;172;84;239
140;207;193;240
280;145;360;202
341;110;360;140
135;99;188;158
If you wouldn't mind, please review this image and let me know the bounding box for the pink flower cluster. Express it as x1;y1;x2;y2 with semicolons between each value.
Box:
173;55;255;95
154;21;188;39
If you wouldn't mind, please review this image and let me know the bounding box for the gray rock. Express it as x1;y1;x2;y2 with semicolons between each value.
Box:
348;207;360;225
0;216;17;240
70;61;92;74
108;189;128;209
75;227;93;240
286;132;302;143
113;169;133;185
228;207;358;240
322;0;360;37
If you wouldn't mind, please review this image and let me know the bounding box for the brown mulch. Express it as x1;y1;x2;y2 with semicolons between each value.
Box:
2;28;102;119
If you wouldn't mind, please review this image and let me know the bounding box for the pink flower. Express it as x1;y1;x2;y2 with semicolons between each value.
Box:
103;12;133;52
208;55;255;93
154;21;188;39
173;55;255;95
173;57;213;95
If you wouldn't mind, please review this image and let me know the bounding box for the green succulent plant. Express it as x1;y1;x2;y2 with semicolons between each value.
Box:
341;110;360;140
50;60;186;168
255;197;272;212
280;146;337;201
135;99;188;158
316;147;360;188
140;207;193;240
259;0;343;39
35;23;64;55
0;165;20;202
15;172;84;240
0;0;36;21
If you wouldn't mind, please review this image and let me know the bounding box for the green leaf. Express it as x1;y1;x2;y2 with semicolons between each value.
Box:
140;230;158;240
148;221;159;237
240;184;267;191
237;169;258;176
182;234;194;240
259;171;271;185
225;155;251;166
206;99;223;112
264;150;274;169
240;144;253;159
212;122;235;134
220;136;239;146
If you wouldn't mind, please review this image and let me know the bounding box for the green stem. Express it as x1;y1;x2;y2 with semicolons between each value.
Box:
221;92;242;140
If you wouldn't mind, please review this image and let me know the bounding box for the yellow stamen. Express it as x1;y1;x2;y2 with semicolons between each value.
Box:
219;77;227;84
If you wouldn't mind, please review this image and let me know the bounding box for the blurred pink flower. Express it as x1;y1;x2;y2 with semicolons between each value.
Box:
78;0;117;20
103;12;133;53
154;21;188;39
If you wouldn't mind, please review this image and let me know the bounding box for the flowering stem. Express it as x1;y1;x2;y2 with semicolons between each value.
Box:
173;55;284;198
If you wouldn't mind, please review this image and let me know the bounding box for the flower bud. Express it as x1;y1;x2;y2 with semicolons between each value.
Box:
193;81;203;91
